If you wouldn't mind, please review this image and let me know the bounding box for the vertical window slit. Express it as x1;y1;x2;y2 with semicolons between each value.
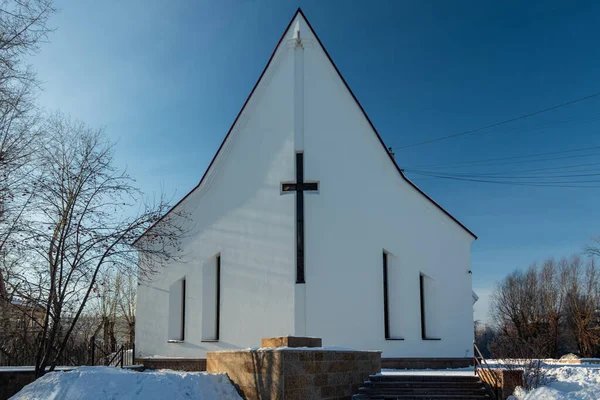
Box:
216;255;221;341
181;278;186;341
383;251;390;339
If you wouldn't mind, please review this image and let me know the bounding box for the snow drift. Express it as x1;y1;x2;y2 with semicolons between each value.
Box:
11;366;242;400
510;364;600;400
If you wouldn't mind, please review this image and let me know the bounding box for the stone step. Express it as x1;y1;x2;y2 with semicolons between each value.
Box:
353;374;492;400
363;381;484;389
359;387;488;395
368;375;480;383
353;394;490;400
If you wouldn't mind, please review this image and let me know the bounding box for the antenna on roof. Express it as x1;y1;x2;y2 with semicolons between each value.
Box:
388;147;395;159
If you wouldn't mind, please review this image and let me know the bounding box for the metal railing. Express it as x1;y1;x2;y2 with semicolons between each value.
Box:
0;337;135;368
90;339;135;367
473;342;500;400
106;345;125;368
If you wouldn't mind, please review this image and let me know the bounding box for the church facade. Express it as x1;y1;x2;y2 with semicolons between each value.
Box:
136;9;477;362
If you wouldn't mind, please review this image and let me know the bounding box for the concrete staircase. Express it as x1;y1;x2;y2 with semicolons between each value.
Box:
352;374;492;399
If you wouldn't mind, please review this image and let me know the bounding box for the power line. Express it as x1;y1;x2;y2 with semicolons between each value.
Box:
408;145;600;169
406;170;600;188
404;162;600;177
407;150;600;170
405;170;600;179
469;162;600;176
396;91;600;149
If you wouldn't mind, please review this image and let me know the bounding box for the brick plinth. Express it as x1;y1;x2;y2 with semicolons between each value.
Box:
207;348;381;400
261;336;322;348
478;369;524;400
497;369;524;400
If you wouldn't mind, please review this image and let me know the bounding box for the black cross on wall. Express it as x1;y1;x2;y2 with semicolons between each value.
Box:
281;152;318;284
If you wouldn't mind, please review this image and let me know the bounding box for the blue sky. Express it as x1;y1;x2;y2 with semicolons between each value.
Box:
32;0;600;323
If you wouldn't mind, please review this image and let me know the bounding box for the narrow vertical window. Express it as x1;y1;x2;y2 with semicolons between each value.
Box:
215;255;221;341
420;274;426;340
383;251;404;340
202;254;221;341
420;273;441;340
383;252;390;339
168;278;185;341
181;278;186;341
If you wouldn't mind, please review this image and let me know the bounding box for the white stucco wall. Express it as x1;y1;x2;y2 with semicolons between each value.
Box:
136;24;299;358
300;17;475;358
136;13;475;360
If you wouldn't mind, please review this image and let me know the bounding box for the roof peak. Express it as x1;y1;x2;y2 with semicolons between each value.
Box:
134;6;477;244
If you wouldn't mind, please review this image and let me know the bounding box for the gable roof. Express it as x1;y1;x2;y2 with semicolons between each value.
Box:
135;8;477;245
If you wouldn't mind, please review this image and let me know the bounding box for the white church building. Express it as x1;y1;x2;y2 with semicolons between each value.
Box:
136;9;477;364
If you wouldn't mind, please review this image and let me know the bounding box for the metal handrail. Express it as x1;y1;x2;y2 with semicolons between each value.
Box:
473;342;499;400
106;345;124;367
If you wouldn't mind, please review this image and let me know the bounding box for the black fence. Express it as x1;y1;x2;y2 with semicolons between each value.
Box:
90;339;135;367
0;337;135;368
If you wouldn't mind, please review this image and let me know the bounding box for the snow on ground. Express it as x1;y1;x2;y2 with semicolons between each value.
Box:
511;363;600;400
10;366;242;400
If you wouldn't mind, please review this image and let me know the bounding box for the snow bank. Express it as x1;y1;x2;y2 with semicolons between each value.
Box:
509;364;600;400
11;366;242;400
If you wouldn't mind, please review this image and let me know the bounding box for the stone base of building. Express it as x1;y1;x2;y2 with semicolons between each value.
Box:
137;357;206;371
207;337;381;400
138;356;473;374
382;357;473;369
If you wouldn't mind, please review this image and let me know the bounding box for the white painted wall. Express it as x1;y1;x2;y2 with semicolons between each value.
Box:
136;22;299;358
300;16;475;358
136;13;475;360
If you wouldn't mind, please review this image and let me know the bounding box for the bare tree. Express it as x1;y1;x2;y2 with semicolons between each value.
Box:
91;270;120;358
585;237;600;258
490;259;571;359
474;320;496;359
0;0;54;99
14;114;186;377
0;0;55;198
565;257;600;357
488;334;548;390
0;0;55;302
117;270;136;346
85;268;137;364
539;259;568;357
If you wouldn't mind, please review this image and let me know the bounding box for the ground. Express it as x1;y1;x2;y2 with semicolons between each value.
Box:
9;361;600;399
10;366;242;400
510;363;600;400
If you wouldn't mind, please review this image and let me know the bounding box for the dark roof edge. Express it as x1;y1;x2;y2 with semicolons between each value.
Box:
135;7;477;245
